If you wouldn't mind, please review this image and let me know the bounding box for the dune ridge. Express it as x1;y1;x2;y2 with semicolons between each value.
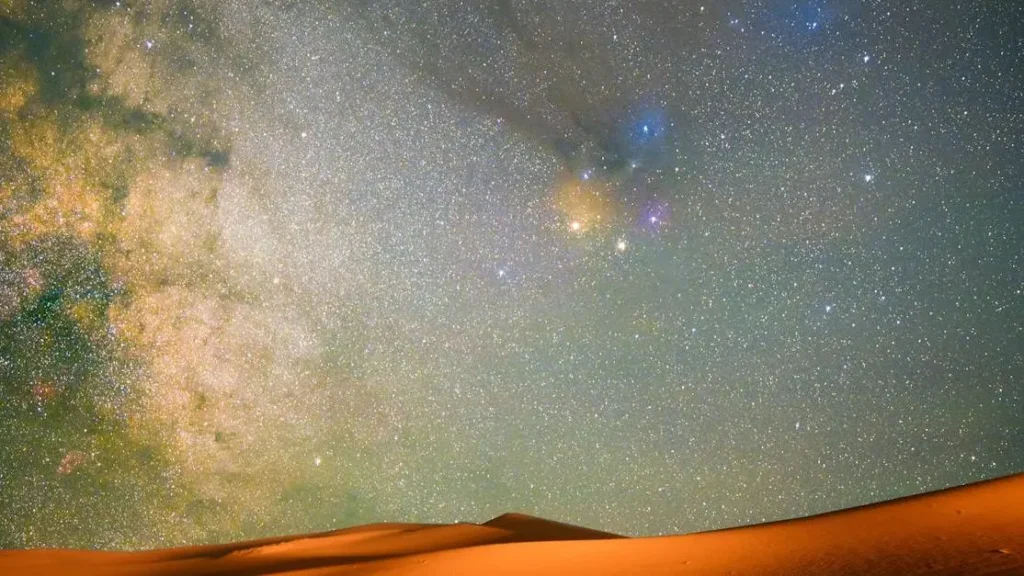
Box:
1;473;1022;575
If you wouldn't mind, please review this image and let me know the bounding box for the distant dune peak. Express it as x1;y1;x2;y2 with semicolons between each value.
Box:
483;512;626;541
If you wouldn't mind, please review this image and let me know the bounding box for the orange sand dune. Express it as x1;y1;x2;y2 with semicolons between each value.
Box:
2;473;1022;575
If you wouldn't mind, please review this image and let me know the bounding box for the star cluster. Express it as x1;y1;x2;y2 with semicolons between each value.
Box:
0;0;1021;547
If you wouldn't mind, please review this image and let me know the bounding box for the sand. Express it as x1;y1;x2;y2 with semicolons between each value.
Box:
2;472;1021;575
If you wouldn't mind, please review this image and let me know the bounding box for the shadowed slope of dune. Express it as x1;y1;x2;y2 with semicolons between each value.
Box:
481;513;624;542
1;473;1022;575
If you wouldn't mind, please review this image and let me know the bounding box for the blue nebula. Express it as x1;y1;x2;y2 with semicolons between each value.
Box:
787;0;839;33
620;107;670;168
761;0;849;42
627;109;667;149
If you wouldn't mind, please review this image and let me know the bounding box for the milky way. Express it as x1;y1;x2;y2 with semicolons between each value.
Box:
1;0;1021;548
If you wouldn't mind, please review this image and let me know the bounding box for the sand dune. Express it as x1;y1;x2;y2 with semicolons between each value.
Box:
2;473;1021;575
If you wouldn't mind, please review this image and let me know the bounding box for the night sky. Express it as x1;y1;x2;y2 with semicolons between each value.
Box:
1;0;1022;549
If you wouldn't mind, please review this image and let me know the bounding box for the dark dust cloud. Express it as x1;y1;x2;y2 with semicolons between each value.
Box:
0;0;1021;548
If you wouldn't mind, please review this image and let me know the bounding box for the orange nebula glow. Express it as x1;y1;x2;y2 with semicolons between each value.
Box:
31;380;59;403
552;172;620;234
56;451;87;476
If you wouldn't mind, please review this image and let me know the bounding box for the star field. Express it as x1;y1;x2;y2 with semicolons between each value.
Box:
0;0;1021;547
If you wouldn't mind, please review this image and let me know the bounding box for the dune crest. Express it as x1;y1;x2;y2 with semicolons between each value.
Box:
1;473;1022;575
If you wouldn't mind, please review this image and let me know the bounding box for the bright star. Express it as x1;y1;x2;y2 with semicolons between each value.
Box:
616;239;627;252
570;220;583;232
